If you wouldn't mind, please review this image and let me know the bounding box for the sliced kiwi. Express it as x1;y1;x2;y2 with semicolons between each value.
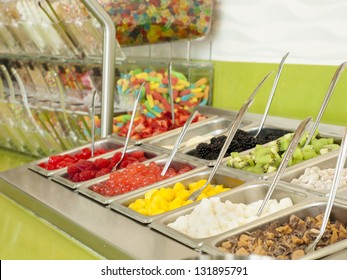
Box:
301;145;318;160
319;144;340;155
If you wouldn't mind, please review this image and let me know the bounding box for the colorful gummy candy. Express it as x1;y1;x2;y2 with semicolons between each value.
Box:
117;68;210;115
98;0;213;46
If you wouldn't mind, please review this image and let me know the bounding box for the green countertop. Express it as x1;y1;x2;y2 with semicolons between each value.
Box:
0;148;103;260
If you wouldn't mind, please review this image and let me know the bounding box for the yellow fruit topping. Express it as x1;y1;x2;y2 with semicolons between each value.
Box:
127;181;231;216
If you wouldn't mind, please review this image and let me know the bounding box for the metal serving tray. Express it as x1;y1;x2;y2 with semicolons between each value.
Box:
27;137;125;177
117;113;220;145
50;144;161;190
201;199;347;260
221;131;341;181
279;149;347;195
109;166;260;224
149;180;320;249
181;125;293;165
146;116;253;151
77;153;203;205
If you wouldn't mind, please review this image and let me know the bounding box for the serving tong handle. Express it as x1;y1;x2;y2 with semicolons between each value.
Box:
256;116;312;217
90;90;98;157
305;127;347;254
305;61;347;146
254;52;289;138
161;110;198;176
112;82;145;171
187;72;272;202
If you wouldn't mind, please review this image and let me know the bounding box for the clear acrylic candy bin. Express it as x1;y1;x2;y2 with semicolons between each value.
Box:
97;0;213;47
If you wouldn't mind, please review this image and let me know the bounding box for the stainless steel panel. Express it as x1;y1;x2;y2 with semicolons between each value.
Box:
27;137;125;177
202;199;347;260
149;181;319;249
109;167;260;224
77;154;203;204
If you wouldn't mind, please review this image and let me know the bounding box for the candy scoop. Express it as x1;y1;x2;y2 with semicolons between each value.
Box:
112;82;145;171
305;127;347;254
255;116;312;217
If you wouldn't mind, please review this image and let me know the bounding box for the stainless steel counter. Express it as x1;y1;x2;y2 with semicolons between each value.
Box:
0;165;200;260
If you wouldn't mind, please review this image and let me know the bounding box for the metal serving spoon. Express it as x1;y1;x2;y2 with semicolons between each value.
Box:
305;61;347;146
112;82;145;171
187;72;271;201
161;110;199;176
305;127;347;254
90;90;98;157
254;52;289;138
256;116;312;216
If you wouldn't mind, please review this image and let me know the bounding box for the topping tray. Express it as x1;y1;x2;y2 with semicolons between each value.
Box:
201;199;347;260
109;166;261;224
28;137;125;177
77;153;203;204
149;180;320;249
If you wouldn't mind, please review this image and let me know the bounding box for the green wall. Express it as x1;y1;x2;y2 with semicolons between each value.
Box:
212;61;347;126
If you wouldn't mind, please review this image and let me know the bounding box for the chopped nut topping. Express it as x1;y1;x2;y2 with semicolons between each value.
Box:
291;250;305;260
218;213;347;260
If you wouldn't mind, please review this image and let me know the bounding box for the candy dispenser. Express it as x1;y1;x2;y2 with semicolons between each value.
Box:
10;63;64;155
40;0;103;58
23;0;76;57
0;21;22;54
37;62;88;148
0;0;38;54
97;0;213;47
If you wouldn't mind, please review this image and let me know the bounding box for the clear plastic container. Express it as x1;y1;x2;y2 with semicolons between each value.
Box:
97;0;213;47
0;23;22;54
45;0;103;57
0;1;38;54
24;0;75;56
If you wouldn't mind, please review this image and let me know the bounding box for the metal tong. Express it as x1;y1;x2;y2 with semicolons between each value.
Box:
305;127;347;253
256;116;312;217
161;110;199;176
254;52;289;138
187;72;271;202
305;61;347;146
112;82;145;171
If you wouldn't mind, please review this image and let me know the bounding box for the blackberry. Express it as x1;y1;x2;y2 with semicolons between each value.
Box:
235;129;248;139
265;132;282;141
227;140;240;153
208;152;220;160
255;136;268;145
242;137;257;150
195;143;211;159
211;135;227;145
